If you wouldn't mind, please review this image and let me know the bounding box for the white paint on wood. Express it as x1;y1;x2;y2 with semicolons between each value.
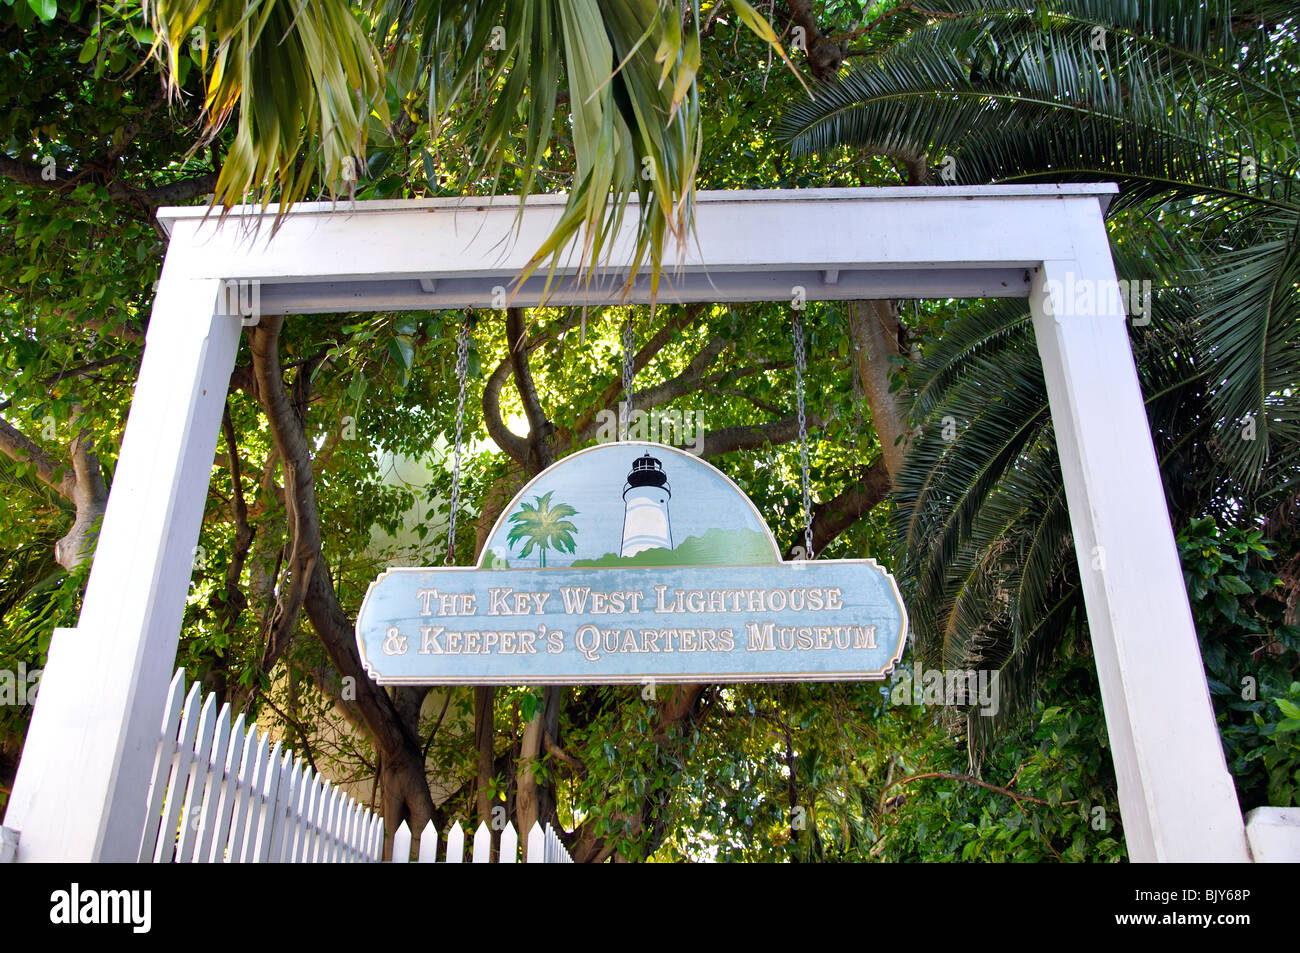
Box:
249;740;284;862
417;820;438;863
175;693;218;862
137;670;185;862
544;824;573;864
292;769;319;863
369;814;384;862
155;680;203;862
472;821;491;862
499;822;518;863
349;805;362;861
207;711;246;862
526;822;545;864
444;822;465;863
155;187;1109;298
1028;215;1250;861
267;754;298;863
3;278;242;861
315;782;336;863
128;672;380;863
227;728;266;862
392;819;412;864
1245;808;1300;862
193;702;231;863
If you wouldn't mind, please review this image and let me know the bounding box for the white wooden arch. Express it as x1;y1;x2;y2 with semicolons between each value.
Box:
2;184;1279;862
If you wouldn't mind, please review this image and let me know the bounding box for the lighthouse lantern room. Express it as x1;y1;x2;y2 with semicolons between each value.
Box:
620;453;673;557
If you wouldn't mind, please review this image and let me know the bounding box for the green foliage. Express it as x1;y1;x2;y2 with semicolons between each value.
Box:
778;1;1300;752
149;0;384;218
145;0;790;294
650;649;1125;862
1178;516;1300;807
870;667;1125;863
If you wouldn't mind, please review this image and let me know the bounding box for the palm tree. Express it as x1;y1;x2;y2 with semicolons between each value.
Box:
506;490;578;567
145;0;788;290
776;0;1300;738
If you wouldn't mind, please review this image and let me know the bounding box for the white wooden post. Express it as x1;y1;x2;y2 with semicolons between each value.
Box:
444;822;465;863
369;815;385;862
391;820;412;863
3;276;240;861
193;702;231;862
137;669;186;862
525;822;545;863
472;821;492;862
155;681;204;862
176;693;221;862
499;822;518;863
417;820;439;862
208;710;248;861
1027;199;1250;862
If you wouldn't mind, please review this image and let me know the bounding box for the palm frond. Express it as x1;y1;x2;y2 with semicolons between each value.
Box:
149;0;385;221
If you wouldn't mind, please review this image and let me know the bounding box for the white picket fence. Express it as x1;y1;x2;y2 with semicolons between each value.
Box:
141;669;573;863
389;816;573;863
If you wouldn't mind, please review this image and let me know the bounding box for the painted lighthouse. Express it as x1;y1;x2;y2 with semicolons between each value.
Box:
620;453;674;557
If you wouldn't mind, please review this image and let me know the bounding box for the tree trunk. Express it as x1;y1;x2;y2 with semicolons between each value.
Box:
846;299;910;480
250;316;435;859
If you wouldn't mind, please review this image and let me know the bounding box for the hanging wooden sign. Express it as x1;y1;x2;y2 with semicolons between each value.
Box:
356;443;907;685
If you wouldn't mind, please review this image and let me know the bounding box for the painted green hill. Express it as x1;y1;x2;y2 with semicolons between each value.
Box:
569;527;778;568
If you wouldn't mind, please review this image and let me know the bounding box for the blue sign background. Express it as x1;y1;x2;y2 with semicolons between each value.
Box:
357;561;907;684
356;443;909;684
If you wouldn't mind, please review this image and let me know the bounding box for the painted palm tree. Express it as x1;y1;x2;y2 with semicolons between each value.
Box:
145;0;788;289
777;0;1300;739
506;491;579;567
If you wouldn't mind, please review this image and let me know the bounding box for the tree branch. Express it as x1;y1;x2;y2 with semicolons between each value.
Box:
248;313;436;856
571;305;704;437
0;153;219;213
703;414;822;458
0;411;107;568
783;461;891;558
250;321;315;677
878;771;1079;812
847;299;910;479
81;312;146;346
543;729;587;777
213;403;255;669
482;352;530;463
0;416;75;500
780;0;844;81
506;307;553;474
56;419;108;568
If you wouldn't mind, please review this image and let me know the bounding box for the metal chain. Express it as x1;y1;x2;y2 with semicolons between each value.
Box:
445;318;471;565
793;314;814;559
620;318;635;441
